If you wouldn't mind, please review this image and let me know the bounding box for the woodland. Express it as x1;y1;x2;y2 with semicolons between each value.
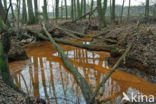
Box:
0;0;156;104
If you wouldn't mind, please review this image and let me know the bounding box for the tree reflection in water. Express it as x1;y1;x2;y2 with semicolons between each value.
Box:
10;43;156;104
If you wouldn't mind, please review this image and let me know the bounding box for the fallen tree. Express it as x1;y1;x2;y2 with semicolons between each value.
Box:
54;26;92;37
72;7;97;23
42;24;94;104
90;42;133;103
27;29;115;52
42;24;133;104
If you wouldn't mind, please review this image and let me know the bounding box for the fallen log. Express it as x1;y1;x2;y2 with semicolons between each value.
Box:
27;29;115;52
54;38;114;52
90;42;133;102
55;26;92;37
54;26;86;40
42;24;94;104
72;7;97;23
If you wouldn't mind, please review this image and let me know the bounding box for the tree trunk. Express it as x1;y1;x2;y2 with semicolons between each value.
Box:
120;0;125;23
0;0;7;23
34;0;39;22
43;0;48;21
61;0;63;19
127;0;131;21
89;0;94;20
103;0;108;27
22;0;27;24
64;0;68;19
3;0;7;10
71;0;74;20
55;0;59;19
9;0;15;19
90;42;133;101
97;0;104;27
110;0;112;16
27;0;35;24
80;0;84;17
77;0;81;18
84;0;86;17
111;0;115;22
145;0;149;20
42;25;93;104
73;7;97;23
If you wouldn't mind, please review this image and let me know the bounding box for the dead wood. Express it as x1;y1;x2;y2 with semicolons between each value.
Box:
90;42;133;102
72;7;97;23
42;24;94;104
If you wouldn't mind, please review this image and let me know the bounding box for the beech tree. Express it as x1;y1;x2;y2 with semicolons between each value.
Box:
111;0;115;21
145;0;149;19
22;0;27;24
64;0;68;19
43;0;48;21
34;0;39;22
120;0;125;23
27;0;35;24
127;0;131;20
55;0;59;19
97;0;107;27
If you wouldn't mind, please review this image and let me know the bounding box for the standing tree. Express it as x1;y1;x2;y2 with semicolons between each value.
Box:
97;0;107;27
111;0;115;22
127;0;131;21
71;0;74;20
61;0;63;19
22;0;27;24
3;0;7;10
153;4;156;17
84;0;86;16
9;0;15;19
55;0;59;19
0;0;7;23
89;0;94;20
64;0;68;19
77;0;81;18
120;0;125;23
80;0;84;17
34;0;39;22
43;0;48;21
27;0;36;24
145;0;149;19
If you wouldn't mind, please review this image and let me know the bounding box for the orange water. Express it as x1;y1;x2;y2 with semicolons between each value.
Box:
9;42;156;104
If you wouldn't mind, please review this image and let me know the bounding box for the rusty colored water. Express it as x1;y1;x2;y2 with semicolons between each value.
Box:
9;42;156;104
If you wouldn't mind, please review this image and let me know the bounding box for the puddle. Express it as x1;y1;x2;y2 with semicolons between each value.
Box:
9;42;156;104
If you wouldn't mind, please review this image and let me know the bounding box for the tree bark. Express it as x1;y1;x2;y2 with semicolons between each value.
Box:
120;0;125;23
55;0;59;19
73;7;97;23
90;42;133;102
127;0;131;21
42;24;93;104
111;0;115;22
27;0;35;24
22;0;27;24
34;0;39;22
145;0;149;20
64;0;68;19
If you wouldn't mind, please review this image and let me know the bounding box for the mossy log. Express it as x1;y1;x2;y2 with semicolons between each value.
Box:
54;26;85;40
28;29;115;52
55;26;92;37
42;24;94;104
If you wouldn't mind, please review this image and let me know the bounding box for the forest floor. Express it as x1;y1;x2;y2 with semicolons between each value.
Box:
0;19;156;103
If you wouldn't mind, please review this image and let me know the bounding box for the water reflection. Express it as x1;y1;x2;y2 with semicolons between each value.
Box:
10;42;156;104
